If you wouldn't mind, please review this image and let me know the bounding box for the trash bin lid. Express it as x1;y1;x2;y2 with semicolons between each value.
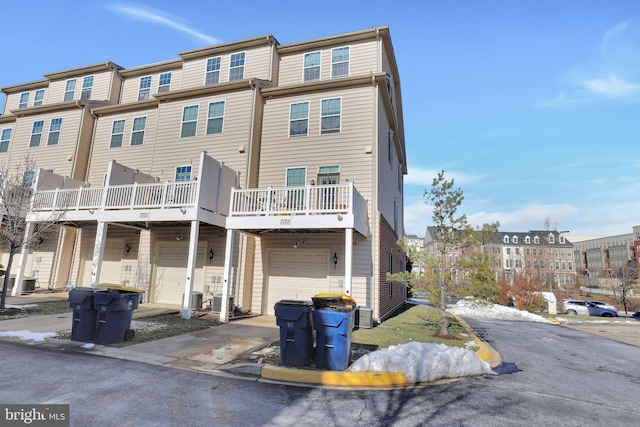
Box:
96;283;142;293
312;292;356;308
275;299;313;307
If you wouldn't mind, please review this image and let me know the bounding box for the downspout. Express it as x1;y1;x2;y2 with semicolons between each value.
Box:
371;73;379;320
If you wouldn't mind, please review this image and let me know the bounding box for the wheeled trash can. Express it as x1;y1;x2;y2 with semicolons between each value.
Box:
93;284;142;344
274;300;314;367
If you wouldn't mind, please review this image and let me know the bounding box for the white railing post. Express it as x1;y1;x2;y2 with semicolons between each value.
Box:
51;188;59;209
305;185;311;215
161;181;169;207
76;187;82;210
130;183;137;209
265;186;273;215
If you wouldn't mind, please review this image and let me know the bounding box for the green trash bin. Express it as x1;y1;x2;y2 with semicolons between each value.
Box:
93;284;142;344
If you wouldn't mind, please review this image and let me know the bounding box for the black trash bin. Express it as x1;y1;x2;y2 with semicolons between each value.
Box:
313;306;356;371
93;284;142;345
68;287;106;342
274;300;314;367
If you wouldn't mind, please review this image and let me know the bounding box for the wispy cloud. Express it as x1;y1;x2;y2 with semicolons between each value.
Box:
404;166;486;187
541;21;640;106
107;4;220;45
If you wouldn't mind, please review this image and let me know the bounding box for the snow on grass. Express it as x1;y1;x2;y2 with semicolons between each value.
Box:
349;341;495;383
0;330;56;342
447;299;550;323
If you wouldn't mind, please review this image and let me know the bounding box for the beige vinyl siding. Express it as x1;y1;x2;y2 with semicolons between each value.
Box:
258;86;375;199
27;238;58;290
87;107;159;184
109;75;123;104
47;70;117;103
149;90;254;181
3;87;47;113
278;39;379;87
120;68;184;104
9;109;83;176
180;45;273;90
72;109;97;182
52;226;77;287
246;87;264;188
376;92;403;235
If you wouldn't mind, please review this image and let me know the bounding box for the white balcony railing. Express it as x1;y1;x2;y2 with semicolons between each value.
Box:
31;181;198;212
229;183;367;221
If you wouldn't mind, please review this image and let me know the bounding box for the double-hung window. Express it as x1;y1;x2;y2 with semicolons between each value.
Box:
47;118;63;145
205;57;221;84
289;102;309;137
331;46;349;78
81;76;94;100
33;89;45;106
158;72;171;92
0;129;12;153
229;52;245;81
23;171;34;188
303;52;321;82
131;117;146;145
19;93;29;109
181;105;199;137
320;98;341;134
138;76;152;101
110;119;125;148
30;121;44;147
206;101;225;135
64;79;76;101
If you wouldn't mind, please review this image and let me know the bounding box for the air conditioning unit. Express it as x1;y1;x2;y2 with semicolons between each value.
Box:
212;293;234;314
182;291;203;310
356;307;373;329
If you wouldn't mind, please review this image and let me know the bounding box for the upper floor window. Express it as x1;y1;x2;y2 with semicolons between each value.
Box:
81;76;94;100
289;102;309;137
512;236;518;244
205;57;221;85
0;128;12;153
19;93;29;109
548;233;555;244
229;52;245;81
331;46;350;78
47;118;62;145
175;165;192;182
23;171;34;188
138;76;152;101
320;98;341;134
64;79;76;101
30;120;44;147
131;117;146;146
158;72;171;93
559;235;566;244
206;101;225;135
525;236;531;244
110;119;125;148
181;105;199;138
303;51;321;82
33;89;45;106
533;236;540;244
503;235;509;244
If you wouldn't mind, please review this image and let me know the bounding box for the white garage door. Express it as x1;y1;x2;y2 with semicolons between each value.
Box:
267;250;329;315
154;243;205;304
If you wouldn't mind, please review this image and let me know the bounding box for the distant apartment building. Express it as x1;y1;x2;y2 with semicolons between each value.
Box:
0;27;407;322
425;227;575;287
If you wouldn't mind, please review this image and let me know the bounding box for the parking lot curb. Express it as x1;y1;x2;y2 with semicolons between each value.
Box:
260;365;408;387
452;314;502;368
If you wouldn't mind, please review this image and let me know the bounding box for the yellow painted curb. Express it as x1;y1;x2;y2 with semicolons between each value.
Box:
261;366;407;387
452;313;501;368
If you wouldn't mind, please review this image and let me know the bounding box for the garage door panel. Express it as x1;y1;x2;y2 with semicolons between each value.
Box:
155;243;205;304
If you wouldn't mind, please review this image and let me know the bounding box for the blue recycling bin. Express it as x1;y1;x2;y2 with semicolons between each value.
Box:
68;287;106;342
313;307;355;371
274;300;314;367
93;289;141;344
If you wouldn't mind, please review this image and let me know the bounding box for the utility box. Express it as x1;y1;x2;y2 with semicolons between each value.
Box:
355;307;373;329
212;294;234;314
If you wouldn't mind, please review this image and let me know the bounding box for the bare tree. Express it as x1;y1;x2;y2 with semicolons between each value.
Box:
610;260;637;314
0;156;66;310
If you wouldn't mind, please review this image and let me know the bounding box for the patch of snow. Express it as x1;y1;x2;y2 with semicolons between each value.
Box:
349;341;495;383
130;320;168;332
81;343;95;349
5;304;38;309
447;299;550;323
0;330;56;342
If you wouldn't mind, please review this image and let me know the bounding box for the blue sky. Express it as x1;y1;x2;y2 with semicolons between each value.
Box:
2;1;640;238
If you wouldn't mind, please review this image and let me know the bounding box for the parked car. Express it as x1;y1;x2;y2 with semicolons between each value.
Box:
560;299;618;317
633;308;640;318
587;300;618;312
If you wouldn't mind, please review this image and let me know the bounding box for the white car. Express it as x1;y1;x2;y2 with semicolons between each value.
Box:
587;300;618;313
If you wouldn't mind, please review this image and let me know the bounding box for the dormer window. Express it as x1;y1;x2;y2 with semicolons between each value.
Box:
534;236;539;244
525;236;531;244
503;235;509;244
512;236;518;244
548;233;555;244
559;235;566;244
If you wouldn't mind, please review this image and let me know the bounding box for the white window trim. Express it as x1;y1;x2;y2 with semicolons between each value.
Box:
206;100;226;135
47;118;63;145
228;51;246;81
33;89;45;106
130;116;147;146
64;79;76;101
81;75;94;99
0;128;12;152
110;119;126;148
285;166;307;187
289;101;310;137
175;165;192;182
157;72;172;93
138;76;152;101
319;97;342;134
330;45;350;79
30;120;44;147
19;92;30;109
180;105;199;138
302;51;321;82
